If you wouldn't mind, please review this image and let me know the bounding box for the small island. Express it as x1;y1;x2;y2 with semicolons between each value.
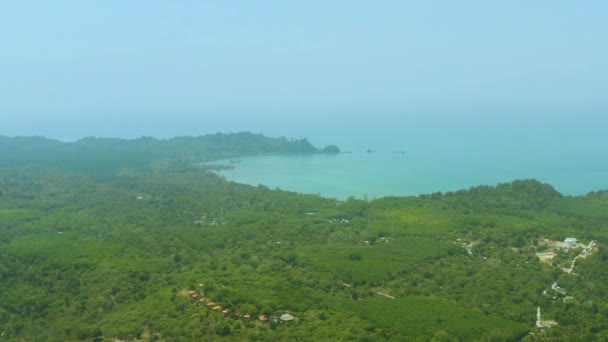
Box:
322;144;341;154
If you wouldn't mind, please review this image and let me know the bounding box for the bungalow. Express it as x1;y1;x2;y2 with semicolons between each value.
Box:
222;309;229;314
243;313;251;319
259;315;269;322
198;298;206;303
564;238;578;247
213;305;221;311
280;313;295;321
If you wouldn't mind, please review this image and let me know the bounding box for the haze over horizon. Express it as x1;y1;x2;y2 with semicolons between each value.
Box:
1;1;607;150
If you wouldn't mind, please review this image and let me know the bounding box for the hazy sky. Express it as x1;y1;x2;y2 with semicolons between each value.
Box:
1;1;606;144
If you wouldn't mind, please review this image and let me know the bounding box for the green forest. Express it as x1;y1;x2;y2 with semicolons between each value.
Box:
1;133;607;341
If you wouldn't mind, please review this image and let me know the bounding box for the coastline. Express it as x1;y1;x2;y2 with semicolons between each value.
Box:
210;151;607;200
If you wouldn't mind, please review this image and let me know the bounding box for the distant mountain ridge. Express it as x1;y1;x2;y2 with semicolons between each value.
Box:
0;132;339;171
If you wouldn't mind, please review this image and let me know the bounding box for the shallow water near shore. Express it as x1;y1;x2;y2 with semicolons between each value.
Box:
212;145;608;200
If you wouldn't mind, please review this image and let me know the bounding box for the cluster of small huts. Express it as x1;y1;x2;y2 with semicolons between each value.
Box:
184;288;296;324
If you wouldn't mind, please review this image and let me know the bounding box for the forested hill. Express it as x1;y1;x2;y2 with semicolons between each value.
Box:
2;133;608;341
419;179;564;211
0;132;337;171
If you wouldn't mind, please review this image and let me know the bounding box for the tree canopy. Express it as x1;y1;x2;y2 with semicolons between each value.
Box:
0;134;606;341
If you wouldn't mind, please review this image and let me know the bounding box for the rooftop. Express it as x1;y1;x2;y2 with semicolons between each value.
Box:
280;313;295;321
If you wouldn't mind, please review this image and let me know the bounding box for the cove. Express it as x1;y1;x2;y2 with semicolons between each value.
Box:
210;148;608;200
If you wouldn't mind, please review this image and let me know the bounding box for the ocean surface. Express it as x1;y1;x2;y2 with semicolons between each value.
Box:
8;106;606;199
211;141;608;200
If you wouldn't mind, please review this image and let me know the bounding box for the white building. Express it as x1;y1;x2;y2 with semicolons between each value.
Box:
564;238;578;247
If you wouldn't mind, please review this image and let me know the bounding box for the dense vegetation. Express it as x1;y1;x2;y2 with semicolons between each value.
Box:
0;132;330;172
1;134;607;341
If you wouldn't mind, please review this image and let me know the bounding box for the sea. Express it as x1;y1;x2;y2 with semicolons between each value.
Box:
211;148;608;200
8;107;607;200
209;113;608;200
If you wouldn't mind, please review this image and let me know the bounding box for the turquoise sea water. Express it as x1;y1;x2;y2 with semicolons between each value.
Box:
212;142;608;200
15;106;605;200
200;109;608;200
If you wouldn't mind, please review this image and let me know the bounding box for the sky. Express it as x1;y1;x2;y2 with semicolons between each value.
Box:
1;1;607;147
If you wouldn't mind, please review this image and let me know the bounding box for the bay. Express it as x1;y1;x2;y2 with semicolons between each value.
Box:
211;146;608;200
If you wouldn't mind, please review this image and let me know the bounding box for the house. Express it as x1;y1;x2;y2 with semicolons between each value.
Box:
280;313;295;321
564;238;577;247
259;315;269;322
243;313;251;318
198;298;206;303
213;305;221;311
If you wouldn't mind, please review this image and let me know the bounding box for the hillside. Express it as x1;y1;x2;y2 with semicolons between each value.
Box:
0;133;329;171
0;136;607;341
